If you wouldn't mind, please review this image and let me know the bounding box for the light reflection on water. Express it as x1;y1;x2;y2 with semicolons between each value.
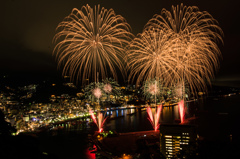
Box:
47;94;240;159
52;101;195;134
81;103;194;159
103;103;194;133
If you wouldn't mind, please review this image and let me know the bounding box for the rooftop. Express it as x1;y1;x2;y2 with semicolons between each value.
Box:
92;130;162;158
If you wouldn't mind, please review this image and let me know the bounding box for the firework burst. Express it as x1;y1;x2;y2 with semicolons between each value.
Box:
148;84;158;95
173;80;190;100
53;4;133;83
103;83;112;94
127;28;176;86
142;78;165;103
93;87;102;99
102;78;121;97
144;3;223;93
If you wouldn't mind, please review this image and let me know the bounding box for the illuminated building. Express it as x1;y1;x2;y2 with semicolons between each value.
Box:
160;124;197;159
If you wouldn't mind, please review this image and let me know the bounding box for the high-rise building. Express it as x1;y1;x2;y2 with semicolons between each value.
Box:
160;124;198;159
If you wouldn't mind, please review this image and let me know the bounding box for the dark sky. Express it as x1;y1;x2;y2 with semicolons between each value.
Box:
0;0;239;86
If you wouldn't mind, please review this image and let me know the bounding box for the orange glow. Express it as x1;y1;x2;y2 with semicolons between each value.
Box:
127;3;223;94
53;4;133;83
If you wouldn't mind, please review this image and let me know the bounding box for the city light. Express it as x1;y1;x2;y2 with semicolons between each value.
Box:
127;3;223;94
0;2;227;159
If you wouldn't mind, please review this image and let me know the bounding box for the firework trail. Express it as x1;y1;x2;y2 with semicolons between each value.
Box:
53;4;133;83
127;28;176;86
147;105;162;131
89;108;107;133
89;108;97;125
144;3;223;93
178;100;185;124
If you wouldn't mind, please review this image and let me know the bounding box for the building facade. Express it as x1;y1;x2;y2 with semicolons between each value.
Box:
160;124;198;158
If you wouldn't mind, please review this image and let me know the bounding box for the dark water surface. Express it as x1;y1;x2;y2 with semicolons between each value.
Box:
38;94;240;159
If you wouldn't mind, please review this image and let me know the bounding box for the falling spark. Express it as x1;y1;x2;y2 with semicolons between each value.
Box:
53;4;133;83
147;105;162;131
127;28;175;87
178;100;185;124
144;3;223;93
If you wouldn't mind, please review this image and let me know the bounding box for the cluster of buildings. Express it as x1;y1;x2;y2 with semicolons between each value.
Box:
159;124;198;158
91;124;199;159
0;78;142;134
2;76;237;158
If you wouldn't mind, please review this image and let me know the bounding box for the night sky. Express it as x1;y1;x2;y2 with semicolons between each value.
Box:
0;0;239;87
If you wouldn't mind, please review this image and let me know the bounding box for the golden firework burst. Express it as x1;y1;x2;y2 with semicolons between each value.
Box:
128;3;223;94
53;4;133;83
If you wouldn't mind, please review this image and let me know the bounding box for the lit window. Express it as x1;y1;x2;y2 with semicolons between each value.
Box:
165;135;172;138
